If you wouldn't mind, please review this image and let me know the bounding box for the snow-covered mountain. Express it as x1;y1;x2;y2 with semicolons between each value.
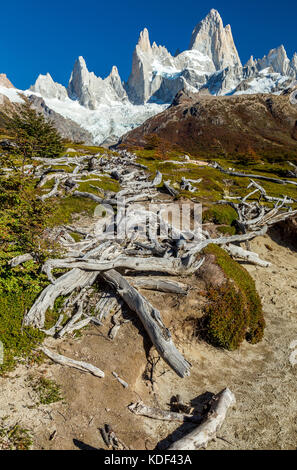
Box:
1;9;297;145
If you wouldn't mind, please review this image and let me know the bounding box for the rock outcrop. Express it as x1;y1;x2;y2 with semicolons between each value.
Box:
28;95;93;143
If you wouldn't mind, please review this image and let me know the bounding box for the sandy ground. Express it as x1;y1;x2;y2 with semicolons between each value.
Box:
1;230;297;450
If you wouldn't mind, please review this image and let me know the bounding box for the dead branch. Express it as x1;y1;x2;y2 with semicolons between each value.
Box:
40;346;104;378
168;388;236;450
128;401;201;423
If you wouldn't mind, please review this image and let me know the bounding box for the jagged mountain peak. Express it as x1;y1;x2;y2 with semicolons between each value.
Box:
257;45;290;75
189;9;241;70
137;28;151;52
30;72;68;100
0;73;15;89
24;9;297;145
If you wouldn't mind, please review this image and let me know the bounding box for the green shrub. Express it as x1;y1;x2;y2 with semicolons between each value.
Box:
203;244;265;350
205;282;246;350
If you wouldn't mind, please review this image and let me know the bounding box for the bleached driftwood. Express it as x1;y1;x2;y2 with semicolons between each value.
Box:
186;225;268;257
128;401;201;423
224;244;271;267
163;181;179;197
40;177;63;201
42;254;203;281
168;388;236;450
101;269;191;378
152;171;162;186
112;371;129;388
95;292;123;322
40;346;104;378
129;278;188;294
9;253;34;267
23;243;112;328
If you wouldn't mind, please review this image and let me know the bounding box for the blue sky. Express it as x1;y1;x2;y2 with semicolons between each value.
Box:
1;0;296;89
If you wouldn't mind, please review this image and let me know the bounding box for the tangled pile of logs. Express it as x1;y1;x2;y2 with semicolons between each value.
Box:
14;149;296;379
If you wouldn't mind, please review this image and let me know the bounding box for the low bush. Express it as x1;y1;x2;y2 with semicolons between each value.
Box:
203;244;265;350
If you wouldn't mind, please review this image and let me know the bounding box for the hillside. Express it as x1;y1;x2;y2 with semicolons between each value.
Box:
119;89;297;161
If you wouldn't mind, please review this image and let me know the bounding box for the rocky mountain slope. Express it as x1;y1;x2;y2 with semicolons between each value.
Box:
0;9;296;145
118;88;297;159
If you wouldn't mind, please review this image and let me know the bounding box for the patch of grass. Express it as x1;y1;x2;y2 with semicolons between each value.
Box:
31;376;63;405
48;196;98;227
203;244;265;350
77;175;120;194
0;423;33;450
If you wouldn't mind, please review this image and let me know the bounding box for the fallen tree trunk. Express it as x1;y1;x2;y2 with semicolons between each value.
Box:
101;269;191;378
168;388;236;450
186;225;268;257
128;401;201;423
40;346;104;378
42;254;202;281
224;244;271;267
129;278;188;294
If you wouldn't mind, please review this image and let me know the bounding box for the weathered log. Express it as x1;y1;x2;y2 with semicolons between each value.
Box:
129;278;188;294
168;388;236;450
186;225;268;257
163;181;179;197
41;314;64;336
152;171;162;186
23;242;112;328
128;401;201;423
40;346;104;378
73;190;116;206
9;253;34;267
42;254;202;280
101;269;191;378
224;244;271;267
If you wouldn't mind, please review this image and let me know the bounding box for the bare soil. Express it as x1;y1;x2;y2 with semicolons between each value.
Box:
1;232;297;450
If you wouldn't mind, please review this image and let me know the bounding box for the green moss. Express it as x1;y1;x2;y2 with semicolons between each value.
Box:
203;244;265;350
203;204;238;225
217;225;236;235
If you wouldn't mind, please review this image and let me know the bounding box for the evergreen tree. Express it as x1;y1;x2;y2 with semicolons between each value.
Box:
1;97;64;172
